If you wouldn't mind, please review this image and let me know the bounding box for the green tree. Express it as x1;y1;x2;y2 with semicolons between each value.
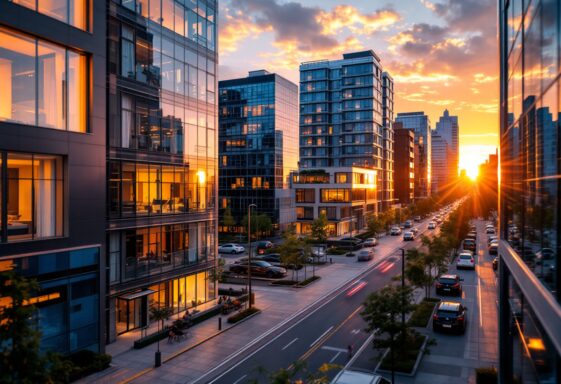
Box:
208;258;226;283
0;268;72;384
362;285;416;382
366;214;384;236
404;249;432;298
242;213;273;238
278;226;305;281
149;305;173;355
221;207;236;228
310;213;329;243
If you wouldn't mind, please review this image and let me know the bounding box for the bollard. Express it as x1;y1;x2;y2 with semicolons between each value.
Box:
218;317;222;331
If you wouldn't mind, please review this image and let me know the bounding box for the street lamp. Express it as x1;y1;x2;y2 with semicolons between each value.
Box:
248;204;257;308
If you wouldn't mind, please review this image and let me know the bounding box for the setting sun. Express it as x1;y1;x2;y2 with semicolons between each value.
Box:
459;145;496;181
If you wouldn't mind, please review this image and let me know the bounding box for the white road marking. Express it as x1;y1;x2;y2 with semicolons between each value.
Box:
281;338;298;351
351;329;360;335
310;326;334;347
233;375;247;384
321;346;348;353
329;351;342;363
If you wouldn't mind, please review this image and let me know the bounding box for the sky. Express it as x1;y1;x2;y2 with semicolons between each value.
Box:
217;0;499;174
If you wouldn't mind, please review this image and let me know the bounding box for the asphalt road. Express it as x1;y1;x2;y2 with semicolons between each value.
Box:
203;214;449;384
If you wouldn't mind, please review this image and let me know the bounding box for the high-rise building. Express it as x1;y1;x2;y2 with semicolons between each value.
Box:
0;1;106;354
105;0;218;345
218;70;298;233
435;109;459;179
381;72;395;210
431;131;451;195
299;50;393;213
499;1;561;383
395;112;432;198
394;125;415;204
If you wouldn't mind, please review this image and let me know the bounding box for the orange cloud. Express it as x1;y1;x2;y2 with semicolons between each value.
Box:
317;6;400;35
219;11;271;55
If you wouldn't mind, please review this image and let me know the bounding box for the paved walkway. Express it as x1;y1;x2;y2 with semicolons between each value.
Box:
80;246;398;383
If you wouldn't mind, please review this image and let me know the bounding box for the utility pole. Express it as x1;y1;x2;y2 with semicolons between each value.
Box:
248;204;257;308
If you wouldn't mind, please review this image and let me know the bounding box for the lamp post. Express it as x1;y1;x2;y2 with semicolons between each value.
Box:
248;204;257;308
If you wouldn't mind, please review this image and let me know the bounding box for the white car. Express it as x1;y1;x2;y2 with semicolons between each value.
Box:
218;243;245;254
403;231;415;241
457;252;475;270
363;238;378;247
428;221;436;229
486;227;496;235
390;227;402;236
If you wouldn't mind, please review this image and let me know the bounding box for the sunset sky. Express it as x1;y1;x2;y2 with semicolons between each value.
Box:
218;0;499;173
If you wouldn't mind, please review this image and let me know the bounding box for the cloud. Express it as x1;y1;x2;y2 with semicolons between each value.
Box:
219;9;270;55
317;6;400;35
428;0;496;33
474;73;498;83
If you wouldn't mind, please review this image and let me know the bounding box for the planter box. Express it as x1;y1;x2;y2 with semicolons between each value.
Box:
376;334;428;377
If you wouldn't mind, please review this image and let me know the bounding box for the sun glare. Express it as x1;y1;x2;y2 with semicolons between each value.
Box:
464;165;479;181
459;145;497;181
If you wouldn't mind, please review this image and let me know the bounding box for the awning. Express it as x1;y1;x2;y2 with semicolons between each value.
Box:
118;289;155;301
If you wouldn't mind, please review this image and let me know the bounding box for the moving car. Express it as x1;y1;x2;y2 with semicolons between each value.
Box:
229;260;287;278
487;235;498;245
457;251;476;270
414;216;422;222
463;239;476;252
492;257;498;271
428;221;436;229
218;243;245;254
466;231;477;240
486;227;496;235
390;227;402;236
433;301;467;333
404;220;413;228
363;238;378;247
410;227;419;235
436;274;463;296
488;243;498;255
356;249;374;261
403;231;415;241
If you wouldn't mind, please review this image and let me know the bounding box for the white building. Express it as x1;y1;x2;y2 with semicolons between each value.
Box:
291;167;378;236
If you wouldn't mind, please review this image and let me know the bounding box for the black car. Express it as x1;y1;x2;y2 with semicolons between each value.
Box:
433;301;467;334
255;240;274;255
435;274;463;296
257;253;303;270
463;239;476;252
229;260;287;278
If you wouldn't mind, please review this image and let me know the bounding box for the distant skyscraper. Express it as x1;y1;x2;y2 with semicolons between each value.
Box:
218;70;299;232
435;109;459;180
299;50;394;213
431;132;451;195
394;124;415;204
395;112;432;198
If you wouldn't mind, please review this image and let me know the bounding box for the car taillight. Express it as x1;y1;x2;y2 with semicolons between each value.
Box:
457;316;464;322
471;258;474;263
433;314;438;320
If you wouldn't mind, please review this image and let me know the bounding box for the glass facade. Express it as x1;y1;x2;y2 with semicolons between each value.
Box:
499;0;561;382
395;112;432;198
9;247;100;354
218;71;299;232
0;152;64;242
11;0;89;30
107;0;217;342
0;27;88;132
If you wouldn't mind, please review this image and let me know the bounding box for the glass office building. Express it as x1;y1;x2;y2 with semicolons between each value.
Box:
106;0;217;343
499;0;561;382
218;70;299;233
395;112;432;198
0;1;106;354
299;50;393;213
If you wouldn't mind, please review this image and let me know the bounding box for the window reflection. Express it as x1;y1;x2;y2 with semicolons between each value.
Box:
13;0;89;30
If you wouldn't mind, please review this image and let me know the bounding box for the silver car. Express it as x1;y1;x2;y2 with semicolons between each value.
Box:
356;249;374;261
363;238;378;247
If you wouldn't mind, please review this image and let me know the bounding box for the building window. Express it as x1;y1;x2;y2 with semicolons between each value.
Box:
0;27;87;132
12;0;89;31
320;189;350;203
335;173;349;183
296;206;314;220
1;152;64;242
295;189;315;203
319;206;337;220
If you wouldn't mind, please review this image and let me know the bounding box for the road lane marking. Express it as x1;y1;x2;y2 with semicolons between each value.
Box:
233;375;247;384
282;338;298;351
321;346;348;353
330;352;341;363
351;329;360;335
310;326;334;348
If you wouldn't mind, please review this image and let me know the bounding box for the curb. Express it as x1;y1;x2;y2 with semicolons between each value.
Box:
118;310;262;384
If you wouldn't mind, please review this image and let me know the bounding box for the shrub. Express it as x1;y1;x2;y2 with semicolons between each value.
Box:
408;299;439;327
327;247;348;255
476;367;497;384
68;350;112;382
379;332;425;374
227;307;260;324
296;276;321;287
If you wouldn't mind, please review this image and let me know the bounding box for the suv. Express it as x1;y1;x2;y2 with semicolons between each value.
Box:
433;301;467;333
436;274;463;296
229;260;287;278
390;227;402;236
403;231;415;241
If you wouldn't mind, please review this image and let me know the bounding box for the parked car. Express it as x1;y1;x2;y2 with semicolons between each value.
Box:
488;243;498;255
404;220;413;228
356;249;374;261
433;301;467;333
255;240;274;254
218;243;245;254
428;221;436;229
463;239;476;252
229;260;287;278
414;215;422;222
331;369;390;384
457;251;476;270
436;274;463;296
486;227;496;235
390;227;402;236
363;238;378;247
403;231;415;241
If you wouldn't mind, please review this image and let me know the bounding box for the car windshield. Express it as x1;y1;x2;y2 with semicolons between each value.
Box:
253;261;272;267
439;278;457;284
460;255;472;260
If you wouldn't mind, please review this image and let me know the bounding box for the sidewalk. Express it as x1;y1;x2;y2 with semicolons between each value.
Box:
80;250;394;384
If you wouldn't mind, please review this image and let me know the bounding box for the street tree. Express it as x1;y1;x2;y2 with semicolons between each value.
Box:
0;268;73;383
221;207;236;229
310;213;329;244
278;226;305;281
242;213;273;238
362;284;416;382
